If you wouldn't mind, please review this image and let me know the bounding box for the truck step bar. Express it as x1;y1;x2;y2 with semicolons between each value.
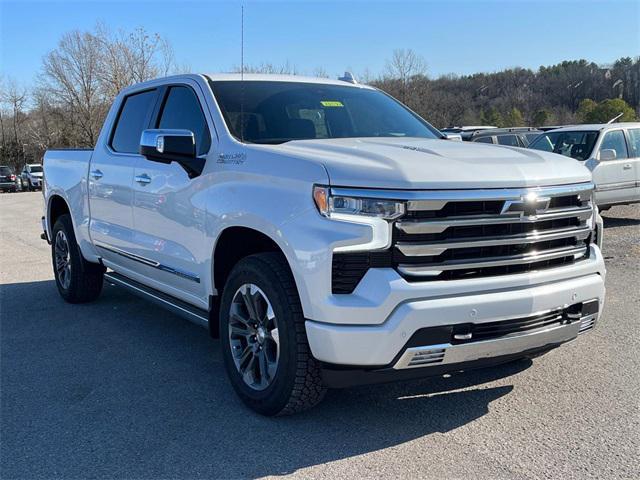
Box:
104;272;209;328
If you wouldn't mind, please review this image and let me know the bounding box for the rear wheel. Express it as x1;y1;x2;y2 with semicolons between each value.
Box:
52;214;105;303
220;253;326;416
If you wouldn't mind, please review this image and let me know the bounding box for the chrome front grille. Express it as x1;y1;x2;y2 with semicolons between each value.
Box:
393;183;593;281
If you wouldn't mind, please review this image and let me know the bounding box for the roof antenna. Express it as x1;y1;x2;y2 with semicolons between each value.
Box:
338;72;357;84
240;4;245;142
607;112;623;124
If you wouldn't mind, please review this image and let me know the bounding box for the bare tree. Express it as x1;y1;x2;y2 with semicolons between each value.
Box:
312;67;329;78
385;49;427;82
233;61;298;75
96;24;176;98
42;30;105;146
40;25;177;147
0;78;29;167
384;49;427;102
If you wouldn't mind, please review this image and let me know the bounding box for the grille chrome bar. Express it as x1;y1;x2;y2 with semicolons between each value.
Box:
398;245;587;276
396;226;591;257
396;206;593;235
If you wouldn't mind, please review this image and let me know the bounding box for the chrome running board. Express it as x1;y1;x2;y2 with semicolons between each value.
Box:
104;272;209;328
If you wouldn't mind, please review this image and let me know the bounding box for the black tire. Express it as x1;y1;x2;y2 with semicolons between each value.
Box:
52;214;105;303
219;252;326;416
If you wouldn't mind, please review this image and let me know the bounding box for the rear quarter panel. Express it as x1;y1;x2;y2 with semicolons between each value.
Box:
44;149;100;262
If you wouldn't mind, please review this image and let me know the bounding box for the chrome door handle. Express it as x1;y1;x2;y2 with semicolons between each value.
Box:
135;174;152;185
623;164;632;170
91;169;103;180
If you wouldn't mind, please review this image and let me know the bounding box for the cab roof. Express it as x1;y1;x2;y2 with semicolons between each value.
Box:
204;73;374;89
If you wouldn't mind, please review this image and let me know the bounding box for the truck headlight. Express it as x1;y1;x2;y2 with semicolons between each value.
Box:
313;186;405;220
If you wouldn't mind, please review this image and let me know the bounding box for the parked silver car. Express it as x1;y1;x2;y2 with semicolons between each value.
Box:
529;123;640;209
20;163;44;191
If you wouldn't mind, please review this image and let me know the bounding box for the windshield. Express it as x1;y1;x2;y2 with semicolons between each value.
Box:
208;81;441;144
0;166;12;175
529;131;598;160
30;165;43;173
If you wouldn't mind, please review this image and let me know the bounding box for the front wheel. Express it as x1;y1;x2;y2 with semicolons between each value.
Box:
219;253;326;416
52;214;105;303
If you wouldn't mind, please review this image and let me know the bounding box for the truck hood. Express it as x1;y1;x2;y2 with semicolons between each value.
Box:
276;137;591;189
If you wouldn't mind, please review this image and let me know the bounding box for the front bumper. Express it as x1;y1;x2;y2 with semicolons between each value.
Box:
318;301;599;388
28;177;42;187
306;266;604;371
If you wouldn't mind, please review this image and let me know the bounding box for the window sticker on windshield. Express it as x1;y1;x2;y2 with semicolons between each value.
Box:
320;101;344;107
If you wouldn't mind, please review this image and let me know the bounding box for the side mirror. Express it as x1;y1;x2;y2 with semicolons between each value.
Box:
443;133;463;141
139;129;204;178
598;148;616;161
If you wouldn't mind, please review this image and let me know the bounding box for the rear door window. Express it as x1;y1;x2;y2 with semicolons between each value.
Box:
626;129;640;158
523;133;540;145
111;89;157;154
496;134;520;146
599;130;629;160
157;86;211;155
473;136;493;143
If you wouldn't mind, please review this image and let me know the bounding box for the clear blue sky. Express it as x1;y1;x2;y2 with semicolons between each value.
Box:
1;0;639;87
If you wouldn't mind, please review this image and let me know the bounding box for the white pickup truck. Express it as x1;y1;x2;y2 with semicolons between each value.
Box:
43;74;605;415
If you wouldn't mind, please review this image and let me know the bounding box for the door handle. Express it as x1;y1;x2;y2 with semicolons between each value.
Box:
135;174;152;185
91;169;103;180
623;164;632;170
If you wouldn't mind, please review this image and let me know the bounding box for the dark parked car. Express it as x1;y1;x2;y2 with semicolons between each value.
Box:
0;166;18;192
467;127;542;147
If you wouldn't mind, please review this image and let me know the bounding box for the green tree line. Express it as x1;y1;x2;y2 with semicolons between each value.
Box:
373;52;639;128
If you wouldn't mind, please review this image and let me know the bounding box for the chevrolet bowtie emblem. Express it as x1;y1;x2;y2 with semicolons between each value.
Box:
501;193;551;218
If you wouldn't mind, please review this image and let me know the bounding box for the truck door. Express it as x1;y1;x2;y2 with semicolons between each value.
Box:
130;82;213;306
592;129;635;206
88;88;158;267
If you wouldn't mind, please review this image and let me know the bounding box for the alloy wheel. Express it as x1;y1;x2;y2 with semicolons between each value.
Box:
54;230;71;290
228;283;280;390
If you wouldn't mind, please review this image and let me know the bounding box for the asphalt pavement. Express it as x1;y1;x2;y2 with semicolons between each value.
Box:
1;192;638;479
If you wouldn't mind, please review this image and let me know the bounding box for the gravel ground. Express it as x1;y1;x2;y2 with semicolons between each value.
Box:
1;192;638;479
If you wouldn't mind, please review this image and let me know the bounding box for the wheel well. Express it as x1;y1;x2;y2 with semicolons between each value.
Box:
210;227;284;338
214;227;282;294
49;195;70;231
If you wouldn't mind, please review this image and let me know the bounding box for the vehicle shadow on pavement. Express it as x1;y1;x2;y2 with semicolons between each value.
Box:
602;215;640;228
1;280;527;479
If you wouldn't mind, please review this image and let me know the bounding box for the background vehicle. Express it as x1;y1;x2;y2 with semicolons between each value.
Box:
440;125;497;141
21;163;44;191
528;123;640;208
468;127;542;147
0;166;18;193
42;74;605;416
